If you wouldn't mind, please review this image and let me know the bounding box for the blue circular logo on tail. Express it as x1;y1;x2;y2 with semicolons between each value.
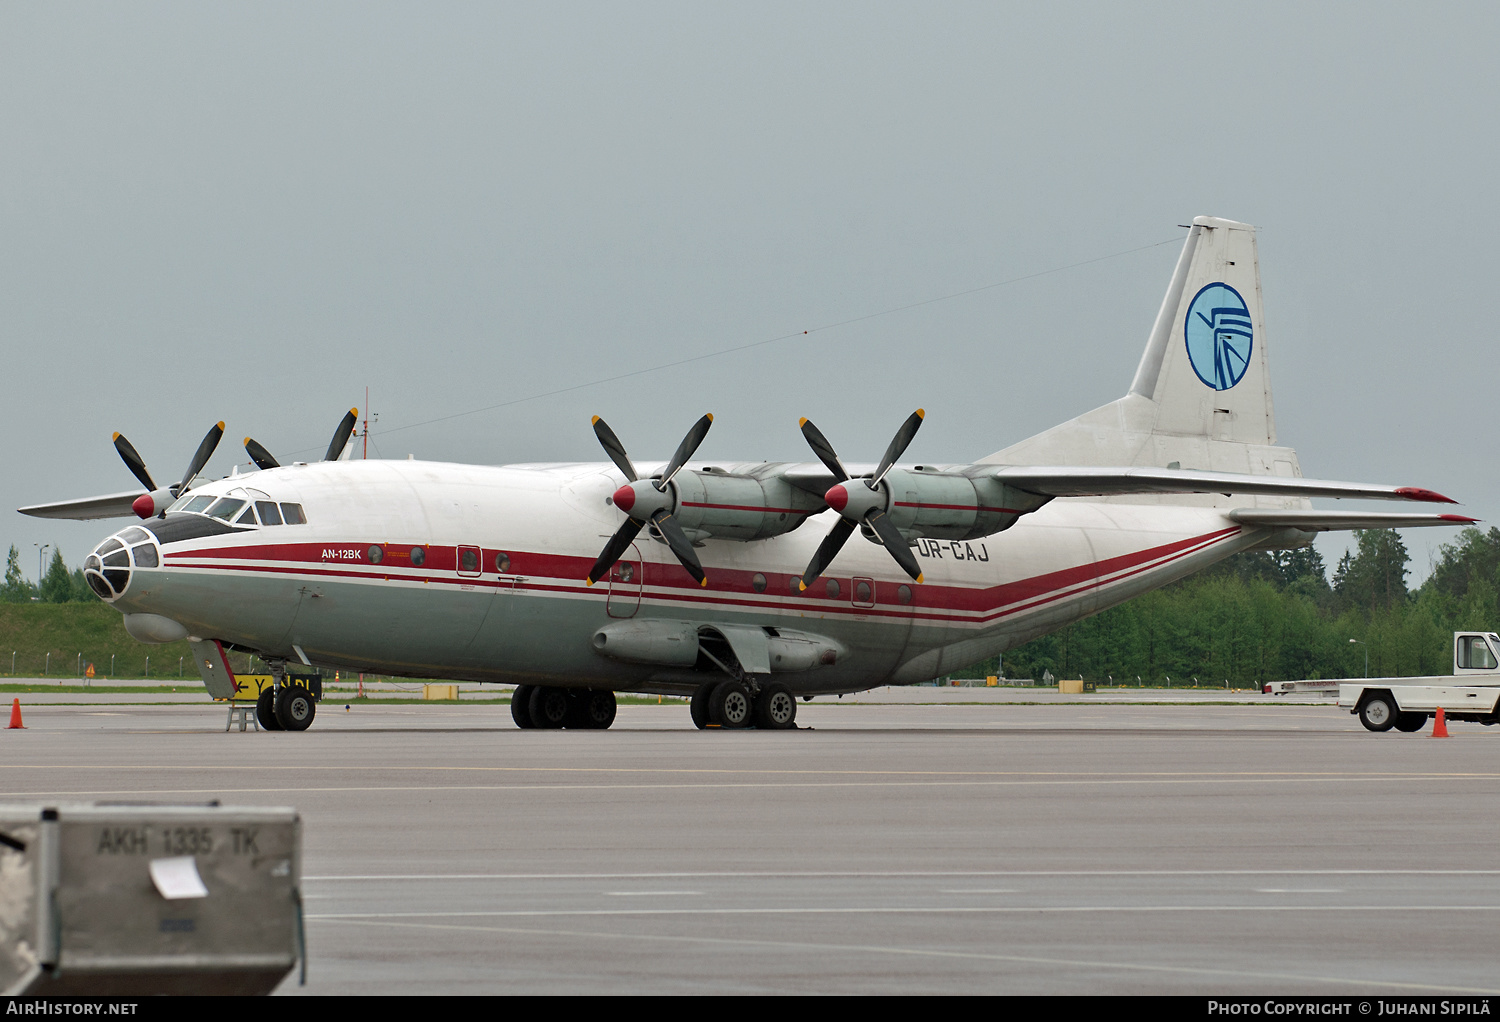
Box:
1184;282;1253;391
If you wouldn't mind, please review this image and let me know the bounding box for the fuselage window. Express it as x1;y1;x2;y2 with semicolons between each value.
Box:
183;495;215;514
410;546;426;567
234;507;257;526
459;547;480;573
256;501;283;525
752;572;767;593
897;584;913;605
281;503;306;525
854;580;872;603
494;552;511;573
825;578;840;599
207;498;246;521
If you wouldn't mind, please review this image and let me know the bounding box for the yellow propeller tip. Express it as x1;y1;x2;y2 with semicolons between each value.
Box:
916;573;925;584
798;581;807;591
111;432;121;441
916;408;925;418
216;421;226;430
585;578;595;587
591;415;601;425
700;578;708;587
243;437;252;445
705;413;713;423
350;408;360;417
798;417;809;427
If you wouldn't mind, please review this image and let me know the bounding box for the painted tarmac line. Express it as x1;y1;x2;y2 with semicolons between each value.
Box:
309;916;1500;996
5;773;1490;797
303;868;1500;881
308;905;1500;920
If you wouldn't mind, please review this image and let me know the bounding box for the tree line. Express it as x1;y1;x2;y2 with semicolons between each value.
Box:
987;527;1500;685
3;545;94;603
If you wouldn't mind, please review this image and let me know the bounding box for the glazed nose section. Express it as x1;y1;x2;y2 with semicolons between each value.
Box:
85;526;161;601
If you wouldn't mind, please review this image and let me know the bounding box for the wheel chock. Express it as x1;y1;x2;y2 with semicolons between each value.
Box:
1432;707;1449;738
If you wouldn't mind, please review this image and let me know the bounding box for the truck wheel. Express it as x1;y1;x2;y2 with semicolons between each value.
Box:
709;680;752;728
752;682;797;730
1393;712;1427;732
1359;694;1398;732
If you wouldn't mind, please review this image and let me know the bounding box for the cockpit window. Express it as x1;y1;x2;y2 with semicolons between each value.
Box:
132;545;158;567
121;527;149;544
281;503;306;525
234;507;257;526
207;498;246;521
183;495;215;514
256;501;283;526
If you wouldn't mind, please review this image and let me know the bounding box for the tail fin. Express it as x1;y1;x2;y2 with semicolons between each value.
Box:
984;217;1302;497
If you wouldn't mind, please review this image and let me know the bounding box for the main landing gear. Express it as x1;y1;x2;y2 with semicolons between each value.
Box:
690;679;797;730
510;685;617;730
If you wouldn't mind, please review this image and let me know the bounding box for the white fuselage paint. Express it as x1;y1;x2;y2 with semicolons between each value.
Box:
100;459;1260;694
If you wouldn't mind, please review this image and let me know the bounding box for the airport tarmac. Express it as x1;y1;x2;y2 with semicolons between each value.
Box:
2;698;1497;996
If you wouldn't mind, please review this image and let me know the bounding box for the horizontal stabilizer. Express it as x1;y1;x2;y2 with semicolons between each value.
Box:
1228;509;1478;532
17;491;145;521
986;466;1457;504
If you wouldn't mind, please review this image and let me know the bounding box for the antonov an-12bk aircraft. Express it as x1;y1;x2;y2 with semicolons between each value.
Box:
22;217;1474;732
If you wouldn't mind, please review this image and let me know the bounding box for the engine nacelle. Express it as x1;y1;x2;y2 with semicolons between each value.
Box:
591;619;843;674
877;469;1052;542
667;467;826;542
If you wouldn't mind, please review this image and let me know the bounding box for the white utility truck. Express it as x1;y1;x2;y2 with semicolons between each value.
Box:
1339;632;1500;732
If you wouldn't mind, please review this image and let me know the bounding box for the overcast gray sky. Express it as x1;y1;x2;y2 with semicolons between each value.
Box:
4;2;1496;583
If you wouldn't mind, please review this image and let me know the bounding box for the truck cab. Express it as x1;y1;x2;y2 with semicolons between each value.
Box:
1338;632;1500;732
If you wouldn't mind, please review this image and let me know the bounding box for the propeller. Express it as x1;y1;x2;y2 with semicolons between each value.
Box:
243;408;361;471
113;421;226;519
585;414;714;588
796;410;926;588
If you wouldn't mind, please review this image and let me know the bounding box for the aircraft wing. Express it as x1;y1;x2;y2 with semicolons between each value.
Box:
17;490;144;521
1228;509;1478;531
984;466;1457;504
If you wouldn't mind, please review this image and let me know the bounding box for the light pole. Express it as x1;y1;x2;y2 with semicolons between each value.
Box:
33;543;49;596
1349;638;1368;678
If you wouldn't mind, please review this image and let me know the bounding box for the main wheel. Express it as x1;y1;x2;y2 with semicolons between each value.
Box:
511;684;536;728
529;686;570;729
256;687;283;731
709;680;752;728
1359;694;1398;732
571;690;617;730
689;683;714;730
1393;712;1428;733
752;682;797;730
274;684;316;731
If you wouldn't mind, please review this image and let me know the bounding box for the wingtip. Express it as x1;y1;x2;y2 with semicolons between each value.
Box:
1396;487;1459;504
1440;514;1481;523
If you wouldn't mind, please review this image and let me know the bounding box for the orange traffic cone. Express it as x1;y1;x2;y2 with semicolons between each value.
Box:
1432;707;1449;738
6;699;23;730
